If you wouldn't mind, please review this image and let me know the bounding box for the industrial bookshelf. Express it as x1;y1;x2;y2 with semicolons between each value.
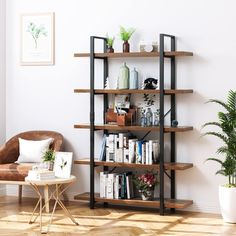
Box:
74;34;194;215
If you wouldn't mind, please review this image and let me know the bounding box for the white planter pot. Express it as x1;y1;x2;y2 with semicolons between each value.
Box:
219;185;236;223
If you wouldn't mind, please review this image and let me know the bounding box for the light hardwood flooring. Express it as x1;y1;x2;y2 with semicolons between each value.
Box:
0;196;235;236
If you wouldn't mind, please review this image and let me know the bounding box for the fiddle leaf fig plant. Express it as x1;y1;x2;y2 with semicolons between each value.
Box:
202;90;236;187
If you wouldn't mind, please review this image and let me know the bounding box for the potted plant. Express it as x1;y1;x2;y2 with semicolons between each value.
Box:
119;26;135;53
133;171;158;201
106;35;115;53
42;149;56;171
202;90;236;223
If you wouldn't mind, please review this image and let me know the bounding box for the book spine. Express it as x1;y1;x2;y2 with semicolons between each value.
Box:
146;142;149;165
149;140;153;164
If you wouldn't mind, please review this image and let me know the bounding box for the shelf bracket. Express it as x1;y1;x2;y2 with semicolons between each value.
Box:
164;170;171;179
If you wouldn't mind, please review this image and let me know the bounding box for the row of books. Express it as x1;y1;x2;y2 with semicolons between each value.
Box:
100;171;134;199
100;133;160;165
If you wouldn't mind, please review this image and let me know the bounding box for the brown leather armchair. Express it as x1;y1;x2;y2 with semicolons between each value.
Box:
0;130;63;202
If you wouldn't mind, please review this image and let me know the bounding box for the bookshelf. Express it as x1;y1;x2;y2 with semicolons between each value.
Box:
74;34;193;215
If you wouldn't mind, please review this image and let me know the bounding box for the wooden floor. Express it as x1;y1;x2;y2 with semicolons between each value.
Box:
0;196;235;236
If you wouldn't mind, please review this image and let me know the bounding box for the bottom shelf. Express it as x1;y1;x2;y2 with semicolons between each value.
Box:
74;192;193;209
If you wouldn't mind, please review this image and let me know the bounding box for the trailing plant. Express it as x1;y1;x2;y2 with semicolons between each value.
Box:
119;26;135;41
202;90;236;187
43;149;55;162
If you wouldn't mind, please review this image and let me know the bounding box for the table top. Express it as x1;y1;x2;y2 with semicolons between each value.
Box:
25;175;76;186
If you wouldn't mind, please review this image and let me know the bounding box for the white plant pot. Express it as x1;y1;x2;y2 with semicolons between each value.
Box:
219;185;236;223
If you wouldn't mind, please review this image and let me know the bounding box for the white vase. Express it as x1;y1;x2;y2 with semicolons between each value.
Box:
219;185;236;223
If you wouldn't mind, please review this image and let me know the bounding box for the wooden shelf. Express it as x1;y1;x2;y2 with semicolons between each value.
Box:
74;124;193;132
74;51;193;58
74;159;193;170
74;192;193;209
74;89;193;95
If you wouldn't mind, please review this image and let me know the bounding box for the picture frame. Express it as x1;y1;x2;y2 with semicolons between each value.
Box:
54;152;73;179
20;12;55;65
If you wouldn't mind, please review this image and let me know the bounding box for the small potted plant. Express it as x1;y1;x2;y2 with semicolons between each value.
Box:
106;35;115;53
202;90;236;223
119;26;135;53
133;171;158;201
42;149;56;171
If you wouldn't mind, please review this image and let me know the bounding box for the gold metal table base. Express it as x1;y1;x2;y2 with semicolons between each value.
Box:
27;176;78;234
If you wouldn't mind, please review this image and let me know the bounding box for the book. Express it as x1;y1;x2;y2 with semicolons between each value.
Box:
99;134;107;161
27;170;55;181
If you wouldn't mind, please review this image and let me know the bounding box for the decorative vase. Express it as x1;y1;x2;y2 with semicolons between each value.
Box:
140;189;154;201
118;62;129;89
146;108;153;126
107;46;114;53
129;67;138;89
44;161;54;171
123;41;130;53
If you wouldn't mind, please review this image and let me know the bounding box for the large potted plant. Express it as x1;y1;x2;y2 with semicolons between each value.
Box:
203;90;236;223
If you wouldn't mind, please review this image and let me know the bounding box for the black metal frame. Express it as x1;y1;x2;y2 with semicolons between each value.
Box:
89;34;176;215
159;34;176;215
89;36;107;209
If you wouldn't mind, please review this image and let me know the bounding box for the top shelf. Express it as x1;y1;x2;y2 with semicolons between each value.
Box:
74;51;193;58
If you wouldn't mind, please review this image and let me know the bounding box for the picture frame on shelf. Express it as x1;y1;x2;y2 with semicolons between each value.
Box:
54;152;73;179
20;12;55;65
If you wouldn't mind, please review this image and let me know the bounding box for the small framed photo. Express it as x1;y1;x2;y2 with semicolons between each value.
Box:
20;12;55;65
54;152;73;179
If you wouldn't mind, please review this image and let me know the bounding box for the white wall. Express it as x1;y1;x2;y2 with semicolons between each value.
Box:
0;0;6;196
0;0;6;145
5;0;236;213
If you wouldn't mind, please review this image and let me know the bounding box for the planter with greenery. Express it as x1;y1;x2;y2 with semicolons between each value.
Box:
119;26;135;53
202;90;236;223
106;35;115;53
43;149;56;171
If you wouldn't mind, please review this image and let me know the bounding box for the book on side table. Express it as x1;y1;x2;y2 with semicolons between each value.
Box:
26;170;55;181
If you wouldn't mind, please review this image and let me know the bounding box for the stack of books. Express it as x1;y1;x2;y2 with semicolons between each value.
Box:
27;170;55;181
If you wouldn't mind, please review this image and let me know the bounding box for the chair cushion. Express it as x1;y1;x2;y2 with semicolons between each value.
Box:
0;163;33;181
17;138;53;163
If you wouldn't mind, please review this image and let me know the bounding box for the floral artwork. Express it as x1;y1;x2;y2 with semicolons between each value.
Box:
21;13;54;65
54;152;73;179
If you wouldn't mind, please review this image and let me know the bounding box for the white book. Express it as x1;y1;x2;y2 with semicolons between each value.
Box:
114;175;119;199
100;172;106;198
142;143;146;164
118;133;124;148
145;142;149;165
106;173;115;199
149;140;153;164
116;148;124;162
128;140;136;163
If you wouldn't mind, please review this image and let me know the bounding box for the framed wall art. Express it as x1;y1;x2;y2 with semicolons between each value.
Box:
54;152;73;179
20;12;55;65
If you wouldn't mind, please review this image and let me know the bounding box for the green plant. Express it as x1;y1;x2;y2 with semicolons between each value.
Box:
27;22;47;49
43;149;55;162
119;26;135;41
202;90;236;187
133;171;158;194
106;35;115;47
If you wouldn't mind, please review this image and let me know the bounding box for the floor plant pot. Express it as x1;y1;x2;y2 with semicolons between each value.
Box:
219;185;236;223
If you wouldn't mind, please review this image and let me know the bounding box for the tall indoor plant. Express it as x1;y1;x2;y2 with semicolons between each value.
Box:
202;90;236;223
